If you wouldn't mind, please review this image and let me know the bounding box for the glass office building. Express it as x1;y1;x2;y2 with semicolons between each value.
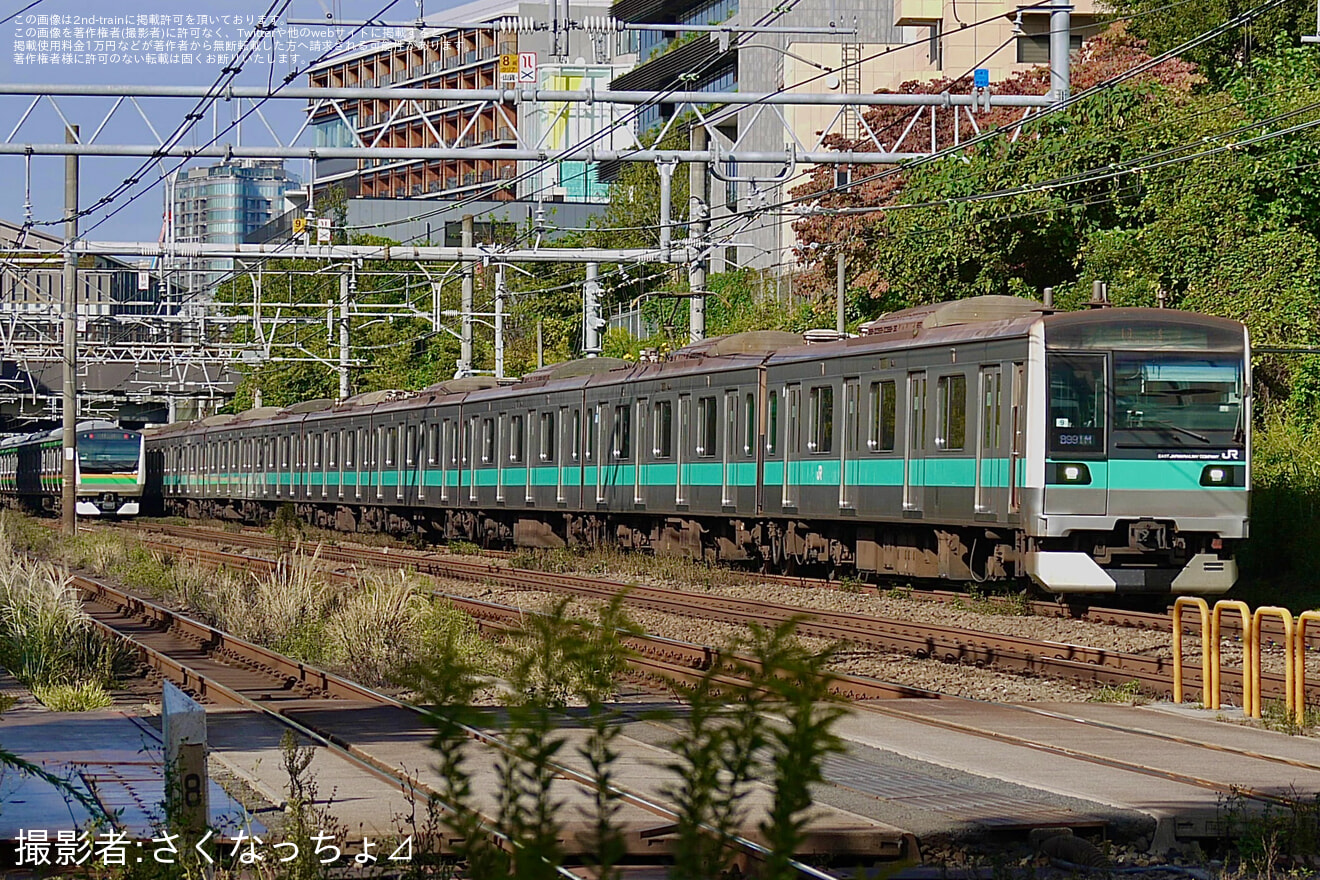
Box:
171;160;299;293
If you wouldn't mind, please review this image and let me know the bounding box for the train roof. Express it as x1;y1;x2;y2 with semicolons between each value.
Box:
147;298;1247;439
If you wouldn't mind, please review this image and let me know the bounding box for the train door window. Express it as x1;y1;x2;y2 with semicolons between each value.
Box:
509;415;524;463
767;391;779;456
427;423;439;465
935;374;967;451
405;426;416;467
868;380;897;452
909;376;927;451
481;418;495;463
385;427;397;467
982;368;1002;451
653;400;672;458
677;395;690;505
696;396;716;457
808;385;834;454
586;407;597;461
374;427;386;500
611;404;631;460
744;393;756;456
539;412;556;461
571;408;582;461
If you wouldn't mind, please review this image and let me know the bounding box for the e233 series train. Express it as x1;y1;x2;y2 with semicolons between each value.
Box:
145;295;1250;595
0;421;147;516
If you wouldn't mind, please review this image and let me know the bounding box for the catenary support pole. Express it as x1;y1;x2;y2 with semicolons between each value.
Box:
458;214;474;376
583;263;601;357
494;265;506;380
536;319;544;369
338;268;353;400
689;127;707;344
657;161;674;262
836;251;846;337
1049;0;1071;106
61;124;78;535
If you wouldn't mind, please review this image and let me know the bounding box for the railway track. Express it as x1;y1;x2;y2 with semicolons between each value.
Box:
113;521;1313;704
128;519;1309;648
75;571;911;870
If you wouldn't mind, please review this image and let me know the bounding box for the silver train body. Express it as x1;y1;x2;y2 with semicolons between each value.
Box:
145;296;1249;594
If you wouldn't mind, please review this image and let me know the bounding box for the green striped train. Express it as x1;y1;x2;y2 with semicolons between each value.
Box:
144;295;1250;595
0;421;146;517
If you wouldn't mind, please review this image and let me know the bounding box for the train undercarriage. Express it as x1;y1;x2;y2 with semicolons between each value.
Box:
164;493;1235;595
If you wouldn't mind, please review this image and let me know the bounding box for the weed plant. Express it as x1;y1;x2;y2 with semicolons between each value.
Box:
31;680;114;711
509;544;741;591
0;516;125;700
1089;679;1147;704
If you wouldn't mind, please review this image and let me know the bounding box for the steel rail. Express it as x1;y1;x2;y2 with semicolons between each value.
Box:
72;552;897;872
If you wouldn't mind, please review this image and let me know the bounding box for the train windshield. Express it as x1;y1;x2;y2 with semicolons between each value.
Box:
1113;354;1243;445
1048;354;1107;455
79;433;141;473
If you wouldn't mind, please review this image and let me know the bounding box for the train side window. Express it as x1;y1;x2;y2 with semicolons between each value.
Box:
808;385;834;454
653;400;672;458
936;375;967;451
869;381;897;451
539;412;556;461
481;418;495;463
510;415;524;463
696;396;716;457
405;426;417;466
312;434;322;468
766;391;779;455
587;408;598;460
328;432;338;468
611;405;631;459
744;393;755;456
428;423;439;464
280;436;289;468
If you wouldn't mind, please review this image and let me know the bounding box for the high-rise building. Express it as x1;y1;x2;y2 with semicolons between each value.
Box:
169;159;300;292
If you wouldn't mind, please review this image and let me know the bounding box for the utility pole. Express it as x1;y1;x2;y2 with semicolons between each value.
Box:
61;125;78;536
1049;0;1071;105
458;214;474;376
583;262;602;357
338;266;353;401
494;264;506;380
836;251;846;337
689;126;708;344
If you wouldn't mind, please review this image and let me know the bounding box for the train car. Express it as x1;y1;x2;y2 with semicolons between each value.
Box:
145;296;1249;595
0;420;146;517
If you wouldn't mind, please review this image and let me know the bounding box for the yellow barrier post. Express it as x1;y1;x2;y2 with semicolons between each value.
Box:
1295;611;1320;723
1210;600;1252;712
1249;606;1296;720
1173;596;1210;705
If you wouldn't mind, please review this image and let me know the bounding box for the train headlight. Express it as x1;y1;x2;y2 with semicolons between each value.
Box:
1200;464;1243;487
1047;462;1091;485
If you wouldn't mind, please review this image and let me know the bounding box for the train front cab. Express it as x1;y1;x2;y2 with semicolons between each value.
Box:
75;428;144;516
1023;310;1249;595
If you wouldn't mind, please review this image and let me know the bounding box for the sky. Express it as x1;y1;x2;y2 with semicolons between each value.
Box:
1;0;473;245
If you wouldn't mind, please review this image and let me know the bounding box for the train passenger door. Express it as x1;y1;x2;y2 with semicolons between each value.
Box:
783;384;800;509
1009;363;1026;514
975;367;1004;516
903;371;927;513
841;378;859;511
677;395;689;507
